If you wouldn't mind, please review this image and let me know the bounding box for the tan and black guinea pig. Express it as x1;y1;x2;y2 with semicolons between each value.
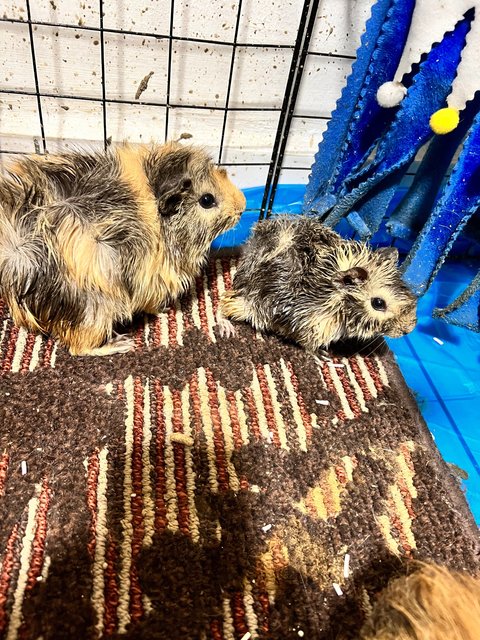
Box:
220;214;417;353
0;142;246;355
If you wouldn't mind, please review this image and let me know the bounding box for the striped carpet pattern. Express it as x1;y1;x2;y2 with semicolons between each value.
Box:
0;256;478;640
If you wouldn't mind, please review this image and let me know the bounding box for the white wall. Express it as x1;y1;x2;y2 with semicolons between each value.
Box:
0;0;375;187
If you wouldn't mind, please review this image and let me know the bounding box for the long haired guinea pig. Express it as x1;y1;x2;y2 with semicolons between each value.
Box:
220;214;416;352
358;562;480;640
0;142;245;355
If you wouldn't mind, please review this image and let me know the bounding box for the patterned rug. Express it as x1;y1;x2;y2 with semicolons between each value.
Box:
0;256;478;640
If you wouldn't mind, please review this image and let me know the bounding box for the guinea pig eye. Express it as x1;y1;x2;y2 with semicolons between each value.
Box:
199;193;216;209
371;297;387;312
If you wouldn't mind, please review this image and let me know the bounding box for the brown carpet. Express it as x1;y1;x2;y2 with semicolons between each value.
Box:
0;256;478;640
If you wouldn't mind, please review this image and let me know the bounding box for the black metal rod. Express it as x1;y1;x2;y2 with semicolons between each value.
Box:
99;0;108;148
308;50;355;61
0;88;282;112
217;0;243;164
292;113;329;120
0;15;296;51
259;0;320;218
0;148;272;168
164;0;175;141
25;0;47;153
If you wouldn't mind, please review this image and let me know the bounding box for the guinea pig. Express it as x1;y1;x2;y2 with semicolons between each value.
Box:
0;142;246;355
359;562;480;640
220;214;416;353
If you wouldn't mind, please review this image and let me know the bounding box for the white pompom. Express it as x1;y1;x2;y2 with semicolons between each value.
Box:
376;81;407;108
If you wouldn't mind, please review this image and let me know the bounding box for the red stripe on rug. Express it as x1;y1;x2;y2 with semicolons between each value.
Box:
225;391;249;490
400;444;415;474
220;257;233;290
41;337;55;368
334;364;362;419
255;364;281;447
321;363;347;422
130;377;145;623
208;260;220;315
388;499;413;557
154;381;168;531
363;357;383;393
171;389;191;535
86;450;100;559
397;475;415;519
0;524;19;632
210;618;224;640
0;452;9;498
103;534;119;636
20;333;36;373
335;463;348;486
2;325;18;373
348;357;373;402
151;316;162;349
255;587;270;635
285;361;313;441
168;307;177;348
204;369;230;492
231;591;249;637
242;387;261;441
26;478;51;590
134;324;144;351
195;276;210;338
254;560;271;633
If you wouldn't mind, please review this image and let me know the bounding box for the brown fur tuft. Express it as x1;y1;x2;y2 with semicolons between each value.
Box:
359;563;480;640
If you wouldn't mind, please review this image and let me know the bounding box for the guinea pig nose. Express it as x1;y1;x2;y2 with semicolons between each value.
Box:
403;323;415;335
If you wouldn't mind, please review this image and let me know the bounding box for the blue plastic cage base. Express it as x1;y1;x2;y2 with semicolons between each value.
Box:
213;185;480;524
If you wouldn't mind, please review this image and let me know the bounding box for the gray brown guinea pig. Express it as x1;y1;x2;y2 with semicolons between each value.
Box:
0;142;246;355
220;214;416;353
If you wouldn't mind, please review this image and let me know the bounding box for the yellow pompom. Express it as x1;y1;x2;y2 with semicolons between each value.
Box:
429;108;460;135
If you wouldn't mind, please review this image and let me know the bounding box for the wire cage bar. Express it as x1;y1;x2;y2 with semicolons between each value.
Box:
0;0;360;215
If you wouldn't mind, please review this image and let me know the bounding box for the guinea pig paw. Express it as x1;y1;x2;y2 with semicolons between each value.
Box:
313;349;332;363
216;313;236;339
88;334;135;356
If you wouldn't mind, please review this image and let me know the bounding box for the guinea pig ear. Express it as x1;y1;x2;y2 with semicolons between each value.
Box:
334;267;368;288
375;246;399;265
157;176;193;217
145;147;194;216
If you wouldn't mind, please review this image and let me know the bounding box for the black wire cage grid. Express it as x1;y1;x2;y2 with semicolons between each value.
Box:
0;0;364;217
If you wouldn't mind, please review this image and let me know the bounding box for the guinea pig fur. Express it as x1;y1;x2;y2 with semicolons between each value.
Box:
358;562;480;640
220;215;417;352
0;142;246;355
